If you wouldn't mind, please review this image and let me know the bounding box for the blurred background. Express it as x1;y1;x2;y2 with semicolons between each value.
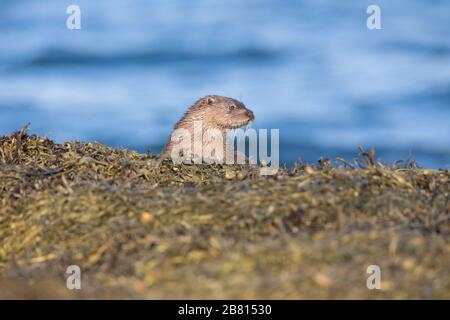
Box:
0;0;449;168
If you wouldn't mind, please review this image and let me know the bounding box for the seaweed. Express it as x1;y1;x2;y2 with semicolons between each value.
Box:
0;125;449;299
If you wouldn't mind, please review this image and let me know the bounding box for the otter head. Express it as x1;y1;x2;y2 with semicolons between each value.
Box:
189;95;254;130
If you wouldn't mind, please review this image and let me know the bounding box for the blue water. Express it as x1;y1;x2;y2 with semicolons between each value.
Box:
1;0;449;168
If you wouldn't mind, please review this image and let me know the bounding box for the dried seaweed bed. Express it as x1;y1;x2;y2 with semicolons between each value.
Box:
0;127;449;299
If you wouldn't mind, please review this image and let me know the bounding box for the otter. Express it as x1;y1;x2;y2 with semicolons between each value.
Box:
162;95;254;164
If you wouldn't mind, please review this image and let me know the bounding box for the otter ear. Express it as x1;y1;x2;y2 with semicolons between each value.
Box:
205;96;215;105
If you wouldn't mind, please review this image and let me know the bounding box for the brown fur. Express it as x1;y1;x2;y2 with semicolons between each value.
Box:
162;95;254;161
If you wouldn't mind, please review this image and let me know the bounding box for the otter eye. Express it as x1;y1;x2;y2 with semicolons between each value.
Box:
229;104;236;111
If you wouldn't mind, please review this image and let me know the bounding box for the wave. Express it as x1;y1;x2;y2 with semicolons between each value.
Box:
13;47;284;69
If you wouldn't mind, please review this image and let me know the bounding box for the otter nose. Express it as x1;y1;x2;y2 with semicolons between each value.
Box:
245;109;254;120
